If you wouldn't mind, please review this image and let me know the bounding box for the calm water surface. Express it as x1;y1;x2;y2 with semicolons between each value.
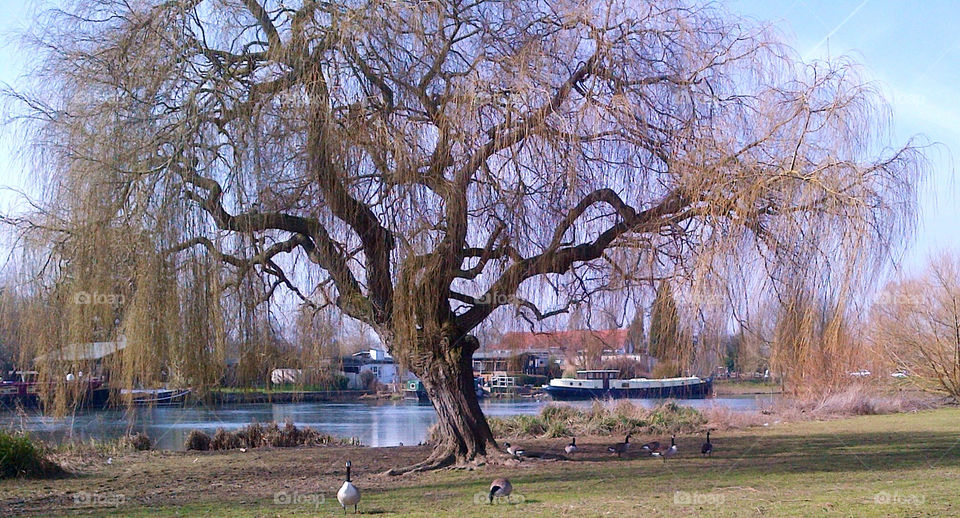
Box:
0;395;777;450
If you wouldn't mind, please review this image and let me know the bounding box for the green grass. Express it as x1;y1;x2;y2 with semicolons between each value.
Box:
5;408;960;516
0;430;60;479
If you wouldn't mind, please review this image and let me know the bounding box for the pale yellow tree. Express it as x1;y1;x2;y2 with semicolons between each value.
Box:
872;254;960;400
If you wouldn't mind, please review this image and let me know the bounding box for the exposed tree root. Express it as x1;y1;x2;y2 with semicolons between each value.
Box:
385;446;517;476
385;452;455;476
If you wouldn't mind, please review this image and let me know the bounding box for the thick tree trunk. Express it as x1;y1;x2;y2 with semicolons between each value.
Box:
387;337;500;475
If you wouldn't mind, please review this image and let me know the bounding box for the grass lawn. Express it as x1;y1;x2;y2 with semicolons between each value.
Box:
3;407;959;517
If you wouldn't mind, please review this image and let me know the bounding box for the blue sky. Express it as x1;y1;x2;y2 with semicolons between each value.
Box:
0;1;35;219
727;0;960;271
0;0;956;273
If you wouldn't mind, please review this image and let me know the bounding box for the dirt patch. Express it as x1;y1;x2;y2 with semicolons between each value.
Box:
0;436;649;515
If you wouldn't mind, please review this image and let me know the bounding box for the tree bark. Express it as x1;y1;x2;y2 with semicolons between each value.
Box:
387;336;500;475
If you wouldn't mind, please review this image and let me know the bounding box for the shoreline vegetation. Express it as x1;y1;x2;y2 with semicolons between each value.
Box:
202;376;782;403
0;402;956;516
712;379;782;395
2;377;783;410
3;384;942;462
488;384;941;440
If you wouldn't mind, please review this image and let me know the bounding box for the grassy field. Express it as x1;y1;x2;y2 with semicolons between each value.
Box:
713;379;782;395
2;407;959;517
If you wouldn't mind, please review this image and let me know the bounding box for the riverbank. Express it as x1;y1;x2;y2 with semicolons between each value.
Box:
712;378;782;395
3;406;958;516
208;388;376;404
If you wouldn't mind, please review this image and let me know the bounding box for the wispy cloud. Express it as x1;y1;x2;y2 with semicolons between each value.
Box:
802;0;872;61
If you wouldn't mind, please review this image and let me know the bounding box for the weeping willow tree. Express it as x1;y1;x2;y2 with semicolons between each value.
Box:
649;281;680;375
768;282;858;394
3;0;926;471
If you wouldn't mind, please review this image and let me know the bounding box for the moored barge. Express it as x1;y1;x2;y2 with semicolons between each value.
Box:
544;369;712;400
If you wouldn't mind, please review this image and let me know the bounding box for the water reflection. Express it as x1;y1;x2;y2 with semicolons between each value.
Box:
0;395;777;450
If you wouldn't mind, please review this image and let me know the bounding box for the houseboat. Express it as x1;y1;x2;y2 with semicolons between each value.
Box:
544;370;712;400
402;380;430;403
119;388;192;407
0;371;111;408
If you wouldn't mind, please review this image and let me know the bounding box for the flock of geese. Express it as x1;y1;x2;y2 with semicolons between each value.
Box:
335;430;716;512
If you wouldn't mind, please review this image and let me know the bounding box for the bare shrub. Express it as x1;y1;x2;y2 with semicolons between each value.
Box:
120;433;152;451
872;253;960;400
211;428;242;451
236;422;265;449
359;371;379;391
184;430;211;451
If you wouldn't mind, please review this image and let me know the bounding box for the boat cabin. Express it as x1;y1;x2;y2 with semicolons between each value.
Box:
575;370;621;380
575;370;621;389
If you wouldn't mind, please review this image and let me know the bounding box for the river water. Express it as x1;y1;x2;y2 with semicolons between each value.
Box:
0;395;776;450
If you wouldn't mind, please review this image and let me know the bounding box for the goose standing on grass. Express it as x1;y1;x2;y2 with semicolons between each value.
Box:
701;431;713;457
607;434;631;458
489;477;513;503
653;436;678;461
504;442;526;458
640;440;660;455
337;460;361;514
564;437;579;455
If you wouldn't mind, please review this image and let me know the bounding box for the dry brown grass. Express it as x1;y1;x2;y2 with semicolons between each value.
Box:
487;384;948;440
703;383;945;432
768;383;942;419
487;400;707;439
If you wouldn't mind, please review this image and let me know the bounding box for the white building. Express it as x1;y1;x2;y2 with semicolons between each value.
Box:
340;349;415;390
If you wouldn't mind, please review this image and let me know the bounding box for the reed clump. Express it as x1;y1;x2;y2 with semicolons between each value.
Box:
189;420;352;451
488;401;706;439
120;432;152;451
184;429;211;451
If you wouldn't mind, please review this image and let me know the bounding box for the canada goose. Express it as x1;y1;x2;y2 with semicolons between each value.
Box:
701;431;713;457
488;477;513;503
640;440;660;454
337;460;361;514
653;436;678;460
564;437;578;455
607;434;631;457
504;442;526;458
